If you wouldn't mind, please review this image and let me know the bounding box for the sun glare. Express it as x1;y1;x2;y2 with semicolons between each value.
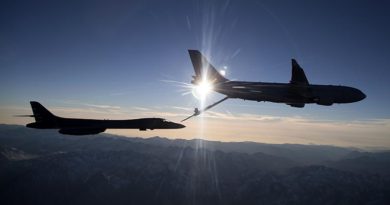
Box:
193;80;213;100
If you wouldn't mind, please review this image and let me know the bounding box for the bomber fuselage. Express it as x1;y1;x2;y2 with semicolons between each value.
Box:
27;117;185;130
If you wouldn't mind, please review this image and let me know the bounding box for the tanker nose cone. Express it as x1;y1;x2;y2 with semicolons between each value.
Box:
353;89;367;102
357;90;366;101
360;92;366;100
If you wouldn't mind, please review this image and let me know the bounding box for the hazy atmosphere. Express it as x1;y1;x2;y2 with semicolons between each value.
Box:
2;1;390;204
1;0;389;148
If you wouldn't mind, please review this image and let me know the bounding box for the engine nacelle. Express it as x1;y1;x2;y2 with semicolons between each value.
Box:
315;97;334;106
58;128;106;135
287;103;305;108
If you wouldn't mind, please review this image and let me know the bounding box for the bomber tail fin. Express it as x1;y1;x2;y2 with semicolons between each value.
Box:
188;50;228;84
30;101;57;123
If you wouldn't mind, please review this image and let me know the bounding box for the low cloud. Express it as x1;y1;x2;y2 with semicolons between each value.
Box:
84;103;120;110
61;100;121;110
132;107;151;111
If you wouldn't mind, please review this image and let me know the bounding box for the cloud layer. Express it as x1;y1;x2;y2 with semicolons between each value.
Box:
1;104;389;149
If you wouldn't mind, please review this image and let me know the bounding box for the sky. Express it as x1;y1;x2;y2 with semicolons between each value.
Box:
1;0;389;148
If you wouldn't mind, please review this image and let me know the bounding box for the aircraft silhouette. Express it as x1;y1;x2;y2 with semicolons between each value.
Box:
22;101;185;135
182;50;366;121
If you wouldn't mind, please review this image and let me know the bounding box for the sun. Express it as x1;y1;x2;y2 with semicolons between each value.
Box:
192;80;213;101
196;81;212;96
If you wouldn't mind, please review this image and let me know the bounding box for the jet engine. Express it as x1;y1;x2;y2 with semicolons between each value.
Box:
315;97;334;106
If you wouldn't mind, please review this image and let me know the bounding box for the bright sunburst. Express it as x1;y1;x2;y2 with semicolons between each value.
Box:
193;80;213;100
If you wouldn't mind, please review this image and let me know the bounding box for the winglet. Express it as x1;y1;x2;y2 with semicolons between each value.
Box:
290;59;309;85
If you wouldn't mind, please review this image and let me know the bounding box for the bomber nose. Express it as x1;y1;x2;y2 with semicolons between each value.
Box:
172;122;185;129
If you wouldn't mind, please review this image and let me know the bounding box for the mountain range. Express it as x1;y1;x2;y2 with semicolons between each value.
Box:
1;124;389;205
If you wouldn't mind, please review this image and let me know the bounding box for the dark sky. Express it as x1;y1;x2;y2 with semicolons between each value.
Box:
1;0;389;146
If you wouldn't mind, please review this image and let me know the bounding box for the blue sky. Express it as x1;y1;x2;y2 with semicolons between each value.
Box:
1;0;389;147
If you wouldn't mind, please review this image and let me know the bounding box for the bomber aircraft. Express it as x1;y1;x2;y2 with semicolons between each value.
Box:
19;101;185;135
182;50;366;121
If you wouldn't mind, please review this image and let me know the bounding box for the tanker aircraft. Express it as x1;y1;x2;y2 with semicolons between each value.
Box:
182;50;366;121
